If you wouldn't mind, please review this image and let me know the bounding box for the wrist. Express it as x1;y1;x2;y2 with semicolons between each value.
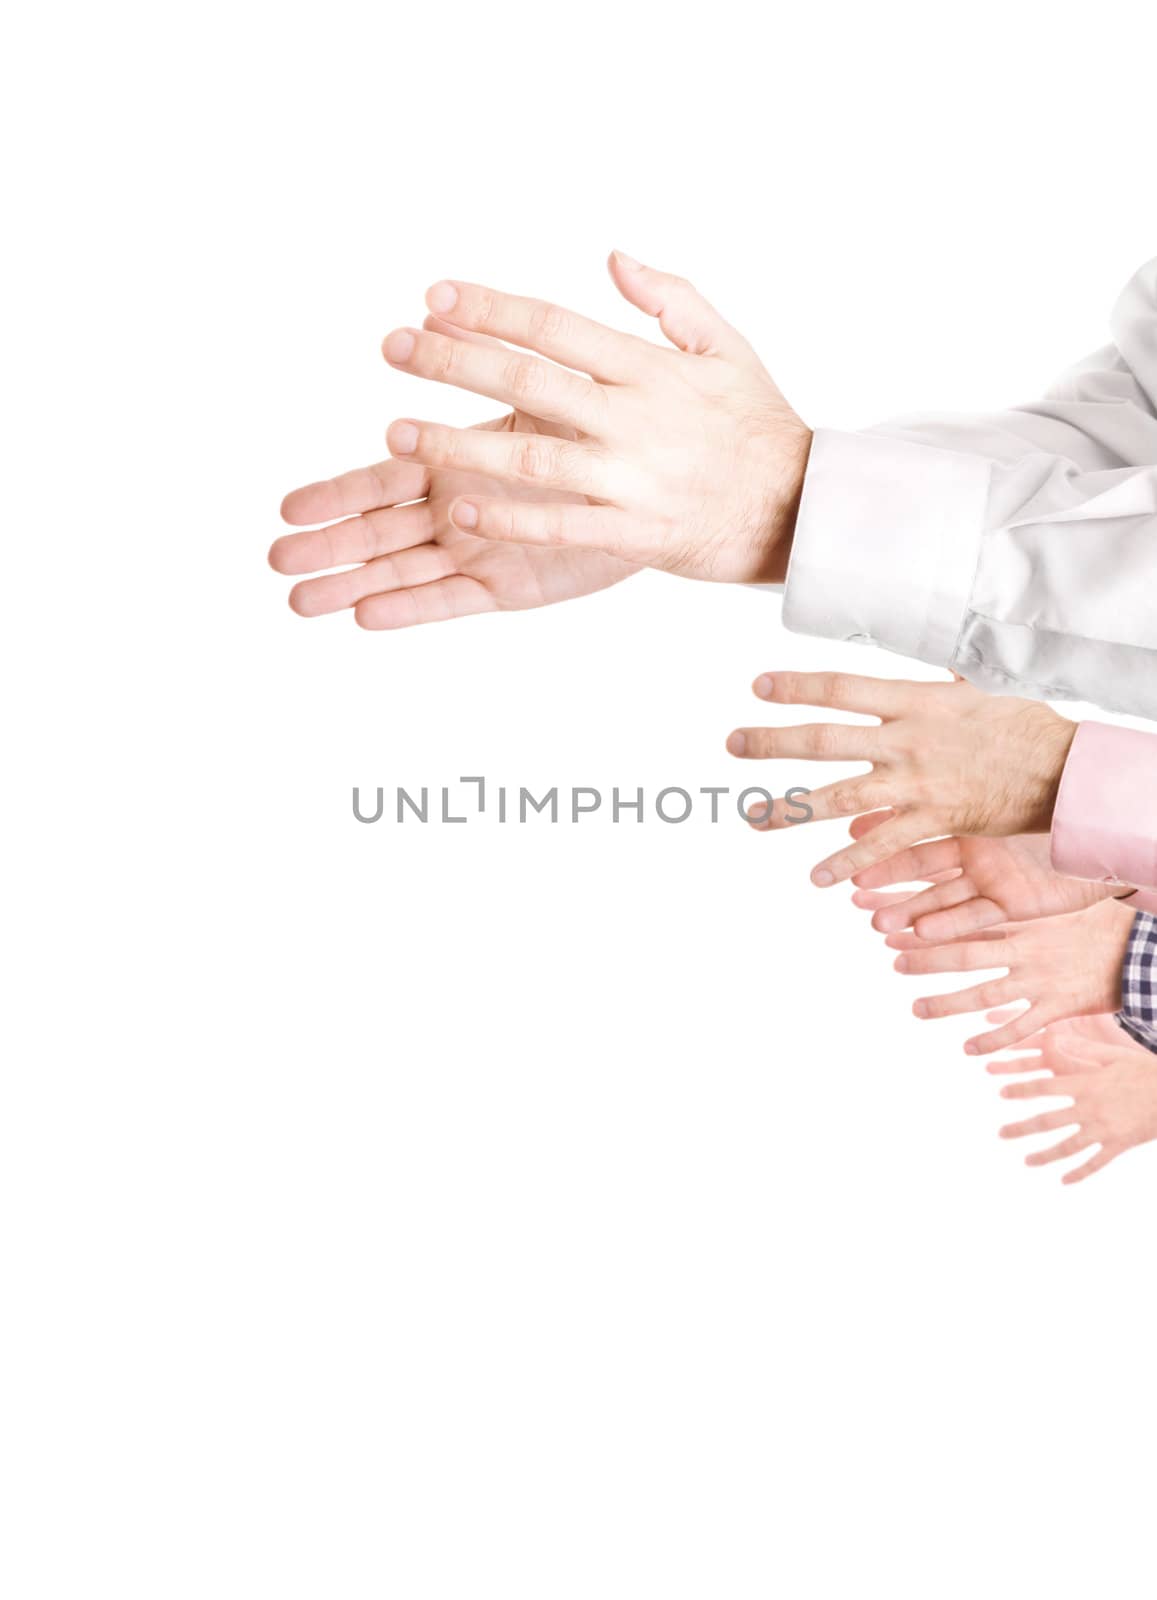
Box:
754;419;812;585
1024;712;1079;832
1092;897;1138;1009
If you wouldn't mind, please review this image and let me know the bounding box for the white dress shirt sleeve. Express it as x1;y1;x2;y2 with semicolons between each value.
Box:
780;258;1157;718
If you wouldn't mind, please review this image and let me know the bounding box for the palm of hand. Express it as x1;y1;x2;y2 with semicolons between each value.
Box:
990;1012;1157;1182
956;835;1113;924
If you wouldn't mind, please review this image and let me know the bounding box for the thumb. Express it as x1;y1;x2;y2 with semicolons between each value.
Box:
607;250;758;364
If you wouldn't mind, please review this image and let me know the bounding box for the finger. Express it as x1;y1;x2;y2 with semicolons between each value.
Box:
986;1054;1045;1076
880;929;934;953
966;1005;1050;1056
851;887;921;913
423;278;655;383
1025;1132;1094;1168
851;837;962;889
421;313;509;348
354;575;497;631
446;497;640;559
387;418;603;497
984;1012;1045;1071
1062;1147;1115;1185
987;1006;1032;1026
914;897;1006;945
854;880;964;916
607;251;760;365
872;876;976;934
1000;1109;1079;1139
289;543;458;617
746;776;891;832
726;723;883;762
988;1036;1094;1077
893;939;1012;977
752;670;918;720
848;809;896;839
809;811;943;886
887;926;1007;950
1000;1077;1074;1102
279;459;429;527
383;326;601;431
913;978;1018;1021
269;502;434;577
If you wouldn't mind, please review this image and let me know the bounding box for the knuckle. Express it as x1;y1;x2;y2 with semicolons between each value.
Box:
473;289;498;331
809;724;839;758
543;507;571;545
527;300;569;346
823;673;852;709
505;355;546;404
432;337;460;380
515;437;553;481
352;516;377;561
830;784;861;817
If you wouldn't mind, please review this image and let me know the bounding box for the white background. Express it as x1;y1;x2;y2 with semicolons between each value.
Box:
5;2;1157;1594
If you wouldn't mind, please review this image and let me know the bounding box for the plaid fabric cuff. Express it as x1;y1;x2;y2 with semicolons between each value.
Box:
1116;910;1157;1057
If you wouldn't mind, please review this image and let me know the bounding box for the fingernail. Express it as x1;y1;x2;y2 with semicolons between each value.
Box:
811;867;835;887
426;281;459;314
894;956;909;973
754;674;774;699
614;250;642;271
964;1041;980;1056
726;731;746;757
384;328;417;363
913;1000;928;1019
746;804;769;826
452;500;479;530
389;421;419;455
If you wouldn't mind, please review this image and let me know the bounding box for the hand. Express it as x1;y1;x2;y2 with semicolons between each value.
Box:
727;671;1077;886
270;252;812;628
847;817;1117;942
890;897;1136;1055
987;1011;1157;1184
271;400;638;631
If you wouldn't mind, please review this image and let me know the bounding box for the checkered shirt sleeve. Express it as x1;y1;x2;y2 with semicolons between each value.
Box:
1117;910;1157;1056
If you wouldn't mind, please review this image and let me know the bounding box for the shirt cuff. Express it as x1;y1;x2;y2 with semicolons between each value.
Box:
1117;911;1157;1056
1050;721;1157;894
780;427;990;667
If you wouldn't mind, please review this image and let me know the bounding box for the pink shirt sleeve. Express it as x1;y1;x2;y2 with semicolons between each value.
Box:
1050;721;1157;910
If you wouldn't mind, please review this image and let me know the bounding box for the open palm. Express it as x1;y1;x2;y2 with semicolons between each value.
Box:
986;1010;1157;1184
847;818;1115;943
